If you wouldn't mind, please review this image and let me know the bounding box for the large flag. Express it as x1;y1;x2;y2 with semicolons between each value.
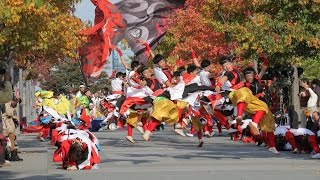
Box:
114;0;185;64
79;0;184;86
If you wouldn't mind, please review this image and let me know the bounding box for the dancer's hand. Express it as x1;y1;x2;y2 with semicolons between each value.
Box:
215;86;221;92
236;116;243;125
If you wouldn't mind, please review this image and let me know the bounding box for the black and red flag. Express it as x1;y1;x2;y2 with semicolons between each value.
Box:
79;0;185;86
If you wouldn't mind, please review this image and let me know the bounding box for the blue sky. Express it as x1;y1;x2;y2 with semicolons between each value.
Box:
75;0;121;21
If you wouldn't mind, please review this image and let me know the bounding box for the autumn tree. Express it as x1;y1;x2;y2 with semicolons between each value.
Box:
157;0;230;70
41;60;110;93
0;0;87;79
159;0;320;78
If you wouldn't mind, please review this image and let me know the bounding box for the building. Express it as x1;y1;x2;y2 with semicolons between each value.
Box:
104;43;134;76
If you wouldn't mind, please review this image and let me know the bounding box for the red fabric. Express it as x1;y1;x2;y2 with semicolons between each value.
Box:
261;130;268;144
237;102;246;117
285;131;297;149
197;131;202;140
191;51;197;59
216;81;222;88
213;110;230;130
82;145;101;170
117;119;124;131
177;108;184;125
217;123;222;133
232;81;245;90
53;147;63;162
252;110;265;124
22;125;43;133
41;124;51;138
112;91;123;95
206;93;222;110
51;129;59;145
190;125;195;135
152;89;165;97
267;132;276;148
119;97;146;115
230;71;240;86
255;93;264;98
116;48;123;56
147;119;161;132
61;140;72;164
131;72;142;84
141;117;148;131
182;73;195;84
162;69;172;83
79;0;125;85
127;124;133;136
175;60;184;67
80;109;91;128
142;42;152;52
308;135;320;153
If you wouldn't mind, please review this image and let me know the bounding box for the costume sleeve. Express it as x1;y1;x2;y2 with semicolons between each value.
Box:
0;81;13;103
237;102;246;116
131;74;141;84
154;68;169;84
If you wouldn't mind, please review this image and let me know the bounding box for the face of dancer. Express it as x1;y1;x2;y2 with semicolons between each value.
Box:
245;74;254;83
222;62;233;72
143;69;152;79
158;59;166;69
172;76;180;84
85;90;92;97
80;87;86;93
89;104;94;110
190;69;199;76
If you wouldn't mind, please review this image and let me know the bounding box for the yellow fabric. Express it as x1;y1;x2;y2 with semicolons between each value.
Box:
69;99;76;114
229;87;269;114
151;98;178;126
41;98;56;109
39;91;54;99
258;111;275;132
176;100;188;109
56;95;71;115
229;87;275;132
126;111;139;127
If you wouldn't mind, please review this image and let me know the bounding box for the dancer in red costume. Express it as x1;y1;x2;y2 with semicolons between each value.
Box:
229;87;279;154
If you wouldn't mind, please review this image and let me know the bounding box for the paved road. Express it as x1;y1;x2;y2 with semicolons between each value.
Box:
1;128;320;180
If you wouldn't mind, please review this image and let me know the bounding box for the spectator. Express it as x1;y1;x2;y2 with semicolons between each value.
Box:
0;70;13;167
2;97;23;161
76;84;86;98
301;78;318;111
311;79;320;107
300;78;319;127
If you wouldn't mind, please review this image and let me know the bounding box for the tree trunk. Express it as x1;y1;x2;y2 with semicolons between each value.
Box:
290;65;300;128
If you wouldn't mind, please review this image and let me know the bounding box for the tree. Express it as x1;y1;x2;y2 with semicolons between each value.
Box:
158;0;320;77
41;60;110;93
40;60;84;92
157;0;231;71
0;0;87;79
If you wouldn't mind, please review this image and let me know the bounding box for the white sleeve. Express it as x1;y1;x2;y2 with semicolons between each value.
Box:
200;71;212;86
307;88;318;101
154;68;168;84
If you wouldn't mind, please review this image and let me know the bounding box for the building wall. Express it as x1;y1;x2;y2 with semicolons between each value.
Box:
104;43;134;76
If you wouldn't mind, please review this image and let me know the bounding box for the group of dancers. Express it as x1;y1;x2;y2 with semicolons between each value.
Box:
26;44;320;171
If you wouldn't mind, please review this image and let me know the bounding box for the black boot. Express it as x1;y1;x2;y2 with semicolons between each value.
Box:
9;149;23;161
